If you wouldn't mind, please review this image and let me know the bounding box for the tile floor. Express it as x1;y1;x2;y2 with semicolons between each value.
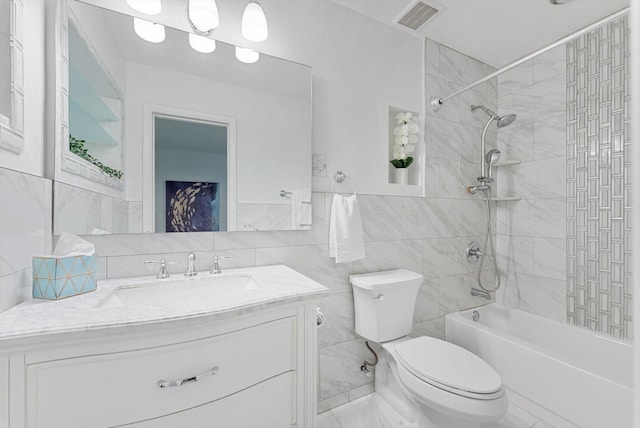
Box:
317;394;556;428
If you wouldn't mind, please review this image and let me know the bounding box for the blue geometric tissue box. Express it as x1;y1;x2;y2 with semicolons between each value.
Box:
32;255;97;300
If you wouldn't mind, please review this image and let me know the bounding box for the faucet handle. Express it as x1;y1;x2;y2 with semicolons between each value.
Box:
144;258;173;279
211;255;231;275
185;252;198;277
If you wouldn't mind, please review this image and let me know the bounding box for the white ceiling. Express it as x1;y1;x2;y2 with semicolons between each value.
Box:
328;0;629;68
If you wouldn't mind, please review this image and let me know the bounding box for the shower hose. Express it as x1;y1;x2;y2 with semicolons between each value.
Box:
477;187;501;293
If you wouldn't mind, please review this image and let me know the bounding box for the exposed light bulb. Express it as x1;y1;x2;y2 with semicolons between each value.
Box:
126;0;161;15
235;46;260;64
133;17;165;43
189;0;219;34
241;2;268;42
189;33;216;53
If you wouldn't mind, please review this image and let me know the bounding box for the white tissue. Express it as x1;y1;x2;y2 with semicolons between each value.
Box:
52;232;96;257
90;228;112;235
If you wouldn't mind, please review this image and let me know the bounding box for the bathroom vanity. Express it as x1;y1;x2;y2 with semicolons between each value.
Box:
0;265;326;428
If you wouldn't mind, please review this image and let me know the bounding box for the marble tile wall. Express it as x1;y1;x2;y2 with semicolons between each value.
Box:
237;202;293;231
495;16;633;341
53;182;130;234
566;16;632;339
0;167;52;312
128;201;142;233
495;45;568;322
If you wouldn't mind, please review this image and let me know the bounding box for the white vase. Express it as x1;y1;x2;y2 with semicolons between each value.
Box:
394;168;408;185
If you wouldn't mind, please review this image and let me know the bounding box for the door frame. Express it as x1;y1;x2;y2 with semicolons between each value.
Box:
142;104;237;232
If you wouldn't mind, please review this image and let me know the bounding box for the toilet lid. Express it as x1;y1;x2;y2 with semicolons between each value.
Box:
350;269;423;290
395;337;502;395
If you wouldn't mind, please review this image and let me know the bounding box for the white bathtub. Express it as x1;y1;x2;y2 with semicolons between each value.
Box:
445;303;633;428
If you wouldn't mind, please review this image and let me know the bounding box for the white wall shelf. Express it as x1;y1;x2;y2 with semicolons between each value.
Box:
493;196;521;201
492;160;521;167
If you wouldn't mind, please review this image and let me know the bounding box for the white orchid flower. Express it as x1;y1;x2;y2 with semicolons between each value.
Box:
393;148;407;159
391;112;420;162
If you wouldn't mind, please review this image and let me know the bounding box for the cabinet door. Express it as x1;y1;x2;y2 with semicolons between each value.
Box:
124;372;294;428
27;318;295;427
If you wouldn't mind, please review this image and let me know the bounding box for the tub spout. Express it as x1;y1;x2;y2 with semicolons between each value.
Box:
471;288;492;300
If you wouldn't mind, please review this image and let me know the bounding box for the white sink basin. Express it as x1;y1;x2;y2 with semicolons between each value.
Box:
99;274;260;308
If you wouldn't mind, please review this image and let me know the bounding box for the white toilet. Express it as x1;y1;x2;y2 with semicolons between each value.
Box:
350;270;508;428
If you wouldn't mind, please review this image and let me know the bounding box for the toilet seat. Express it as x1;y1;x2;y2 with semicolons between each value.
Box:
394;337;503;400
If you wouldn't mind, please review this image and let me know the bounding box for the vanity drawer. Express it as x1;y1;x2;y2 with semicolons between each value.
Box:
27;317;295;428
124;372;294;428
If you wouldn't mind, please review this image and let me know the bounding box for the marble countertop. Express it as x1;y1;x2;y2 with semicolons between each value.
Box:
0;265;328;343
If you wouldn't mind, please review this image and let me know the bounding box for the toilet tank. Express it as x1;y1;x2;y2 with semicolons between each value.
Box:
350;270;423;342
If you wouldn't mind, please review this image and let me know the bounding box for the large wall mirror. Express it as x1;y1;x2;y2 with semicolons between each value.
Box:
53;0;312;234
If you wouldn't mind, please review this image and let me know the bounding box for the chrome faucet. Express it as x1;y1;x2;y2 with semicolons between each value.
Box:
185;252;198;277
211;255;230;275
144;258;171;279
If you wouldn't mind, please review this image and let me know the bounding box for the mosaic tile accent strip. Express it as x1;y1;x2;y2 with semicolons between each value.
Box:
566;16;632;339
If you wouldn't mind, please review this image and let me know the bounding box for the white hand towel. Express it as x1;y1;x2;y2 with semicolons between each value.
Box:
329;194;366;263
292;189;312;230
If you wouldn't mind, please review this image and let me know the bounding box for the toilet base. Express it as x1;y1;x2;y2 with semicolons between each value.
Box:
374;350;492;428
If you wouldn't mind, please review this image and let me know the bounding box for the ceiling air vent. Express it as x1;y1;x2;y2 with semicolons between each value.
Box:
396;1;440;31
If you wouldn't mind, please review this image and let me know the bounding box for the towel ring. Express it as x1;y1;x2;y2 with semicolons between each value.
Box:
332;171;357;195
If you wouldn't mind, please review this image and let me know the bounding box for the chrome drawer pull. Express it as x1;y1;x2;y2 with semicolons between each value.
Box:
157;366;218;388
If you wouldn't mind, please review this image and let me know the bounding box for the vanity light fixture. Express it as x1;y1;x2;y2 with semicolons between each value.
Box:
126;0;161;15
133;17;166;43
241;1;268;42
189;33;217;53
235;46;260;63
188;0;220;35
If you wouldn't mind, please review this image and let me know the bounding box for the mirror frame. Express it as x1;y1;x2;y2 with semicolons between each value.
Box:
53;0;124;191
0;0;25;155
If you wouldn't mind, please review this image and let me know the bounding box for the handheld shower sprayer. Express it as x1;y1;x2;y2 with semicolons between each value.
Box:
485;149;501;179
467;148;500;193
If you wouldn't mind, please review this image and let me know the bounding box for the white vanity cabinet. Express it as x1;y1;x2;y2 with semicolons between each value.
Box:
1;302;319;428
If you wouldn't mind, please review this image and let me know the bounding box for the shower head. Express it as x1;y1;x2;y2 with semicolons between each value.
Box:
485;149;501;166
471;105;517;128
496;114;517;128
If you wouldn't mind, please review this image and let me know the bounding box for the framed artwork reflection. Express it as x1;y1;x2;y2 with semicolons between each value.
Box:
166;181;220;232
